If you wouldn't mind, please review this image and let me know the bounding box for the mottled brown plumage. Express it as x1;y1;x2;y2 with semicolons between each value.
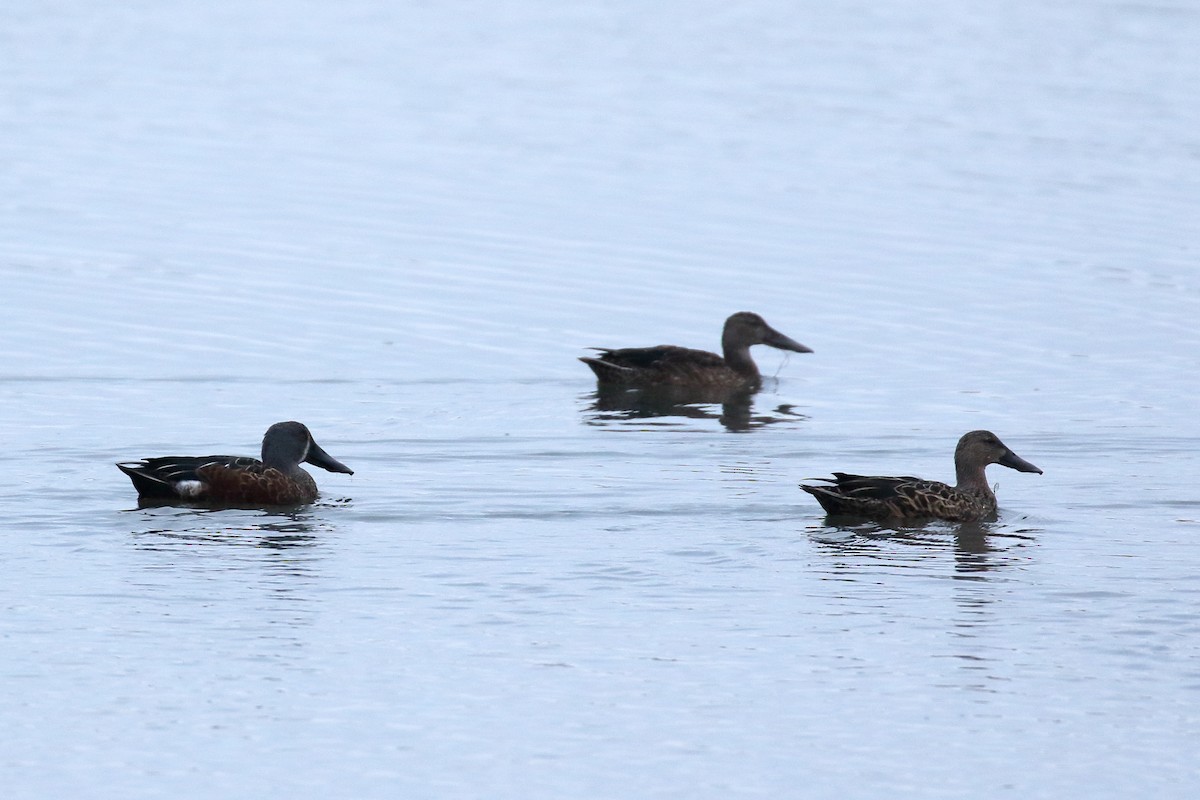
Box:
801;430;1042;522
581;312;812;389
117;421;353;506
194;460;320;506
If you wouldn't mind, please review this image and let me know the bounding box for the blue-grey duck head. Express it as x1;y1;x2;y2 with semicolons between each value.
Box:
722;312;812;354
261;421;354;475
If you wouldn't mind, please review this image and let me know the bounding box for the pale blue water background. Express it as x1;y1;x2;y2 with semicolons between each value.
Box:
2;1;1199;798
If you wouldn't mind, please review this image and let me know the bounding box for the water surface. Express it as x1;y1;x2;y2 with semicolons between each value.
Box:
2;2;1199;798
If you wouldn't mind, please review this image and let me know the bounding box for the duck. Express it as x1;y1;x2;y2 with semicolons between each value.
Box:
117;421;353;506
580;312;812;389
800;430;1041;522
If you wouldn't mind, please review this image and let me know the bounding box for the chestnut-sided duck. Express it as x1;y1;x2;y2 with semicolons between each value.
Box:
580;312;812;390
801;430;1041;522
117;421;353;506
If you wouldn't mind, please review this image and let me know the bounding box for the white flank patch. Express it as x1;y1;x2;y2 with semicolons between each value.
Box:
174;480;207;499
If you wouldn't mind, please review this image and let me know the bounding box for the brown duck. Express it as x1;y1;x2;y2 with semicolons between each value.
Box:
117;421;353;506
801;430;1042;522
580;312;812;389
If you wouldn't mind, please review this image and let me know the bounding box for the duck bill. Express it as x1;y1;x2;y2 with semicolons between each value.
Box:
999;450;1042;474
763;326;813;354
305;442;354;475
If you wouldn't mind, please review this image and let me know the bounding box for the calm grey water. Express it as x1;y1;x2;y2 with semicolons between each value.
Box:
3;1;1199;798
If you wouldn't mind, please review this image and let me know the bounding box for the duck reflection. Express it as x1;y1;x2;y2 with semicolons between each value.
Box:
810;517;1042;691
127;505;329;552
125;506;334;657
809;517;1036;576
582;385;807;432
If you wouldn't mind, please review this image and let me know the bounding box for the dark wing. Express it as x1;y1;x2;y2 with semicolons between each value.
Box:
801;473;971;519
581;345;727;385
116;455;258;499
826;473;926;499
591;345;724;370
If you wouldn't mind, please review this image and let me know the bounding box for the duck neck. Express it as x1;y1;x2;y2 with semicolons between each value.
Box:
955;463;993;496
722;342;760;379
